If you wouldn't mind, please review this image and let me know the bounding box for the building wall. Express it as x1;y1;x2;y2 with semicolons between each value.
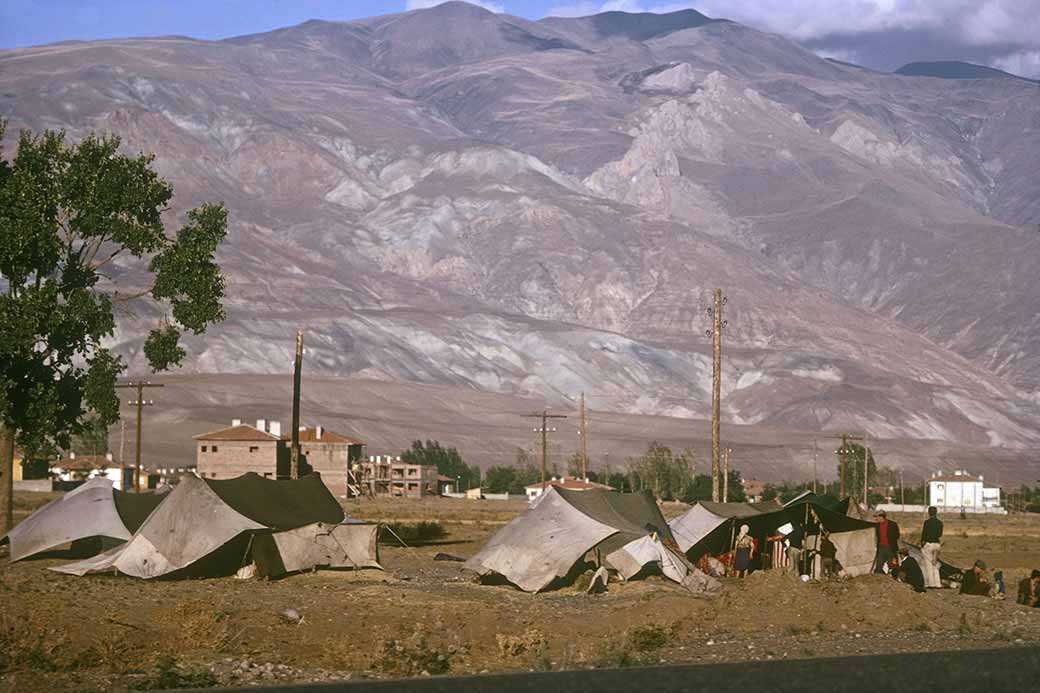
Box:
301;442;363;498
197;441;280;479
359;458;438;498
930;480;983;508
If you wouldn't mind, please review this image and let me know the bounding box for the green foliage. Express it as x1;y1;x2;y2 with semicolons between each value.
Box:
69;416;110;457
400;439;479;488
0;120;228;457
630;442;694;501
382;521;447;544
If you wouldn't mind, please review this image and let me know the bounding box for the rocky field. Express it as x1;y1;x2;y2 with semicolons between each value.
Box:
3;493;1040;691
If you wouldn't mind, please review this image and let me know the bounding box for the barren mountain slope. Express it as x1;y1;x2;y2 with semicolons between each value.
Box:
1;2;1038;459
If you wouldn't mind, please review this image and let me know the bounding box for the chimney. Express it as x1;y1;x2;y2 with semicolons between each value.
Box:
232;418;242;427
316;425;323;440
269;421;281;437
256;419;266;432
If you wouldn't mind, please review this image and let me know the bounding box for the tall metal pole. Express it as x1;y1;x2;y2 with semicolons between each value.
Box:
709;288;724;503
290;330;303;480
579;392;588;479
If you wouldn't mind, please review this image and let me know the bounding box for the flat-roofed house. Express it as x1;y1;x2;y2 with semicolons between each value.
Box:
195;419;287;480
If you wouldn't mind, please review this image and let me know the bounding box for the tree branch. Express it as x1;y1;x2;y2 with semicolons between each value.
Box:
110;287;154;303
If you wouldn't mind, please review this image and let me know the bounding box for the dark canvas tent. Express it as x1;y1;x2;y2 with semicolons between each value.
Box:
2;478;166;562
669;500;878;577
464;486;719;595
53;473;379;579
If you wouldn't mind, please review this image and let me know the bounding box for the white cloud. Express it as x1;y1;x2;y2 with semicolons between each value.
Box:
405;0;506;13
992;50;1040;78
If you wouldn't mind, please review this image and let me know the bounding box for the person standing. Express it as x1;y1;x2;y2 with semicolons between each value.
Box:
785;520;805;575
873;510;900;573
733;524;755;578
920;506;944;588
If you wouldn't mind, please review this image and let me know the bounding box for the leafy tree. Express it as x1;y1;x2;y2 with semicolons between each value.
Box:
400;439;479;489
0;122;228;531
483;465;516;494
631;442;694;501
69;416;110;457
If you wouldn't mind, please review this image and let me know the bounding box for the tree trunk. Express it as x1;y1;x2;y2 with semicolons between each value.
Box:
0;423;15;535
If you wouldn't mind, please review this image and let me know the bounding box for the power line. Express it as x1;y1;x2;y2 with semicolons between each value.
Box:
523;408;567;491
116;380;164;492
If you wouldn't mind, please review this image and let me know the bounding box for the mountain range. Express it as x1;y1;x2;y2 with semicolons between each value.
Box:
2;2;1039;479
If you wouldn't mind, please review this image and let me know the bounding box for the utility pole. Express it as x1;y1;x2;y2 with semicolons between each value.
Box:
705;289;728;502
290;330;303;480
812;438;818;494
579;392;589;479
525;409;567;491
899;468;905;509
825;433;862;498
863;435;870;507
723;447;730;502
116;381;164;492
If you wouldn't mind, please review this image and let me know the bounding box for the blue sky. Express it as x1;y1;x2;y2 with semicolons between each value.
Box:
2;1;1039;77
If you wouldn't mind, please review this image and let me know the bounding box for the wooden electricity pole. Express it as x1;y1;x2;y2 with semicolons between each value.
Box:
525;409;567;491
812;438;818;494
824;433;862;498
579;392;589;478
863;435;870;507
290;330;303;480
706;289;727;502
116;381;164;492
723;447;730;502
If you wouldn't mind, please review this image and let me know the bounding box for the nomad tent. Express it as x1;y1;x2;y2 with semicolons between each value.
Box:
2;478;166;562
53;472;380;579
669;499;878;577
464;486;719;595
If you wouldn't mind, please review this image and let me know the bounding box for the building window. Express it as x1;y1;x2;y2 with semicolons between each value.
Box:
263;472;272;478
249;446;259;453
212;446;218;453
201;446;208;452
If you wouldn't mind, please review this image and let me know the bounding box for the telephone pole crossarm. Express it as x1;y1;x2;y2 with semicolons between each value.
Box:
115;381;164;492
524;409;567;491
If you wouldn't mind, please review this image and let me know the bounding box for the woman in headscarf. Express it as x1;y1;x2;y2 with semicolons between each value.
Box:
734;523;755;578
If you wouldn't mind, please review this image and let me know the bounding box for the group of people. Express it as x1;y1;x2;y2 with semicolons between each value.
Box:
881;507;944;592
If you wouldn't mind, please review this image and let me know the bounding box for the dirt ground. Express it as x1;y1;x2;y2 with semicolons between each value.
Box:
3;495;1040;692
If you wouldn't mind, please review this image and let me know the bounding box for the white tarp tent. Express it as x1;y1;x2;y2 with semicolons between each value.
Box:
464;486;719;595
2;478;166;562
53;472;379;579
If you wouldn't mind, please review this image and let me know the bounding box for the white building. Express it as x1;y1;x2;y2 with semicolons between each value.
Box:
928;470;1004;513
525;476;612;502
52;452;135;490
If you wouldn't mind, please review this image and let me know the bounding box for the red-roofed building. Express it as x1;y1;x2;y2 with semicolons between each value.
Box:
194;419;287;480
289;425;366;498
524;476;612;501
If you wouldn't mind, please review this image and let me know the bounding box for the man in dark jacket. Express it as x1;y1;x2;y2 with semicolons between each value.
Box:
895;547;925;592
960;560;992;596
873;510;900;573
1018;569;1040;607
